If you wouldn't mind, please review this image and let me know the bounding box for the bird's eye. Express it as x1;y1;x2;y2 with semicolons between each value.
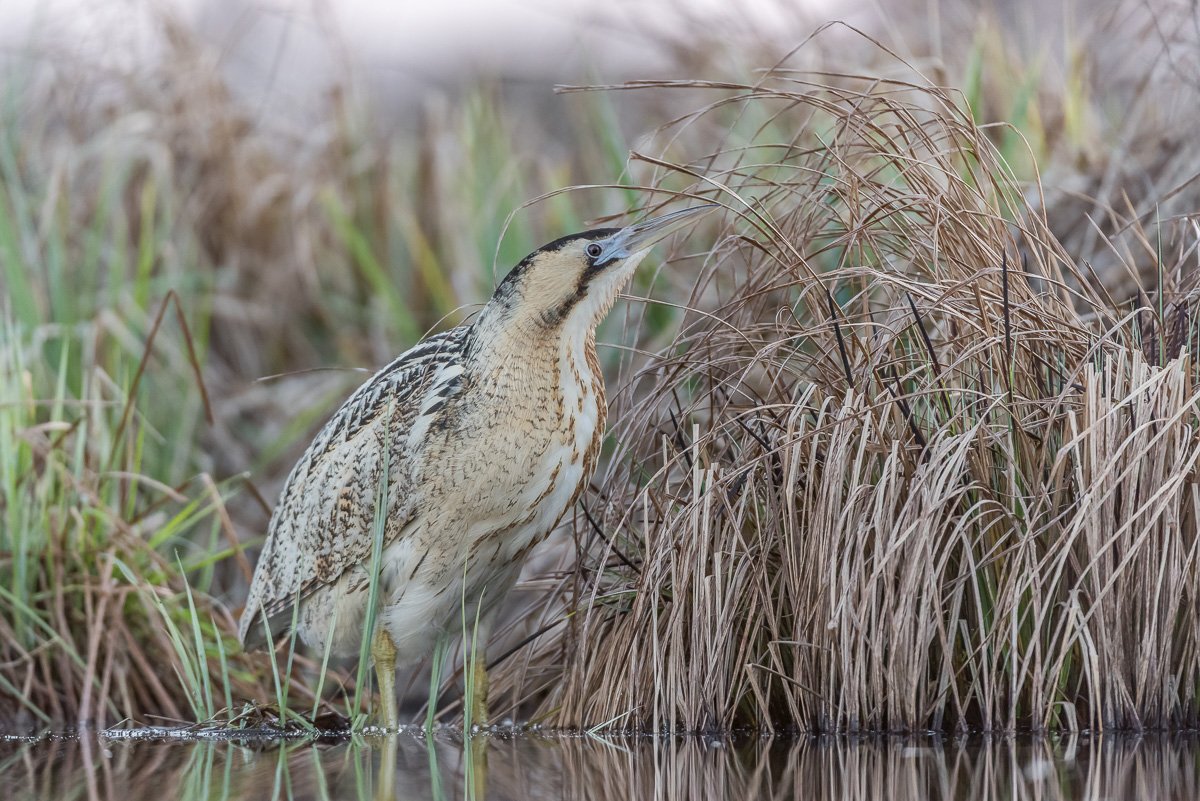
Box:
586;243;604;260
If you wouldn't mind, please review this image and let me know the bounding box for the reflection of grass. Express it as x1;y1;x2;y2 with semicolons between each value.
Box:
5;731;1200;800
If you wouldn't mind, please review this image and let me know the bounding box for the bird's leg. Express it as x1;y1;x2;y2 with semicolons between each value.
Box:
470;658;489;728
463;605;491;800
463;609;494;729
371;627;399;732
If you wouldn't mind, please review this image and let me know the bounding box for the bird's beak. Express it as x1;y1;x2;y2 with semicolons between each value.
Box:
593;204;717;266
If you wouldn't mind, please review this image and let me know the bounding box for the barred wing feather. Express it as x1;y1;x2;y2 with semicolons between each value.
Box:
237;325;471;647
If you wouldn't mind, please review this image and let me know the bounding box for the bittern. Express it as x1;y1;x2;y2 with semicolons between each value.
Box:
237;205;713;729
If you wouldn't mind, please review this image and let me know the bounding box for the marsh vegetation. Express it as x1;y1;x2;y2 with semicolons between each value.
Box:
2;1;1200;739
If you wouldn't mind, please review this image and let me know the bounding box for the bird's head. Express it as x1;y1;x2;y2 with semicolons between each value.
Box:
484;205;715;336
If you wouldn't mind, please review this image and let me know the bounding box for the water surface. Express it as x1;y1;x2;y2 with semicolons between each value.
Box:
3;729;1198;800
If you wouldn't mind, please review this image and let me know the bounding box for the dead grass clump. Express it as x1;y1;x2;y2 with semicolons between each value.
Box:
505;50;1200;732
0;299;362;730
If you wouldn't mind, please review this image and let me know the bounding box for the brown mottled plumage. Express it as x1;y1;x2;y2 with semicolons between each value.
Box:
238;206;713;728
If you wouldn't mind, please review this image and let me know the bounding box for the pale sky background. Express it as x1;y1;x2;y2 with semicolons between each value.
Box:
0;0;853;114
5;1;1163;157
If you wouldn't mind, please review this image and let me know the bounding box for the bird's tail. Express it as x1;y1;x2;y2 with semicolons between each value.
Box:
237;592;291;652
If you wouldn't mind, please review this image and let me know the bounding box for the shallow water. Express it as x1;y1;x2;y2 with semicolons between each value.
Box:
3;729;1199;800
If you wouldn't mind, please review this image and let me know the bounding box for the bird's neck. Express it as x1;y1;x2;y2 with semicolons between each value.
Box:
467;314;601;391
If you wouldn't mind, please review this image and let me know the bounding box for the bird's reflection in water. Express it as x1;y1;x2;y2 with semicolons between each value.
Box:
239;729;501;801
6;729;1200;801
370;731;489;801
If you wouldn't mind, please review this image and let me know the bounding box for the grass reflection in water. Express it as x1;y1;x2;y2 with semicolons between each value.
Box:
3;731;1200;801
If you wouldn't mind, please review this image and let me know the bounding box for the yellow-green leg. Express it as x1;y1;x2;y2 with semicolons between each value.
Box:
468;658;489;728
463;603;492;798
371;627;399;731
464;603;495;730
466;660;489;798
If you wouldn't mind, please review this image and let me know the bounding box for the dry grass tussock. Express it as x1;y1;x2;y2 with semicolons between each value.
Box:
0;299;355;728
501;54;1200;733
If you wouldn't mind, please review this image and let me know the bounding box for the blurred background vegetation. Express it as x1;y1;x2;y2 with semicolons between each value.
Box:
2;0;1199;731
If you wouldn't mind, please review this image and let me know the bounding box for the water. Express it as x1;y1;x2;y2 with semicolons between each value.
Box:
3;729;1199;800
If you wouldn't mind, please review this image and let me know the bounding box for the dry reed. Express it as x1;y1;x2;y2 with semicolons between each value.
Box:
500;47;1200;732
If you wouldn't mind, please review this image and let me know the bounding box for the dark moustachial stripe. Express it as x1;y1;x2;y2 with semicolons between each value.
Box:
533;228;622;327
494;227;620;314
539;279;589;327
